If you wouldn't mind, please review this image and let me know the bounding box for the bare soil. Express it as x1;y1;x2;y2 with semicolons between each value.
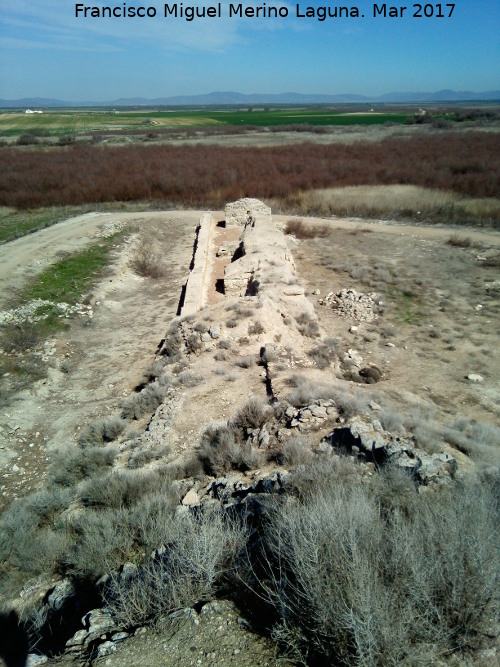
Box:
1;206;499;666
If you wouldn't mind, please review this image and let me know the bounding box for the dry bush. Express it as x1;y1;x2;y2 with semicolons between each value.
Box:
447;233;472;248
49;446;117;487
78;416;125;447
233;354;256;369
483;252;500;268
127;445;171;469
106;507;246;627
198;423;263;476
186;333;202;355
287;376;336;407
0;488;73;575
282;436;313;467
442;419;500;465
233;397;271;431
3;133;498;210
275;184;500;226
78;468;168;510
295;312;320;338
158;326;183;360
1;320;41;352
62;508;134;578
307;338;337;369
131;243;165;278
258;468;500;666
379;409;405;434
120;381;167;420
285;219;331;239
248;321;265;335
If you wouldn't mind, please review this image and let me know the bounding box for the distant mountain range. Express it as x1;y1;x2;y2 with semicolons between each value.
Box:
1;90;499;108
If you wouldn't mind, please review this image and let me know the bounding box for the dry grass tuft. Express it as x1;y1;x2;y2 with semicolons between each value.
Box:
285;219;331;239
131;243;165;278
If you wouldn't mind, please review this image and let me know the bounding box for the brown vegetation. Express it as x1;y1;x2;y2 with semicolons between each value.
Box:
1;132;498;209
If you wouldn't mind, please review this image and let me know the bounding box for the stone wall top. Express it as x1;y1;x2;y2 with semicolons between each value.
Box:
225;198;271;227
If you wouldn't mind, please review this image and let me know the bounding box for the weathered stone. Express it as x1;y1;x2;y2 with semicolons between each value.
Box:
26;654;48;666
47;579;74;611
467;373;483;382
96;641;117;657
258;430;270;447
65;629;89;649
310;405;327;418
201;333;211;343
182;488;200;506
82;608;115;636
209;325;220;339
225;198;271;227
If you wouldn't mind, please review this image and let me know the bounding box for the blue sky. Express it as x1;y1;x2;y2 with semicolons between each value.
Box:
0;0;498;99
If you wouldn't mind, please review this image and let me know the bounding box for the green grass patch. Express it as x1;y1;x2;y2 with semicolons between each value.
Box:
0;207;91;244
21;236;120;305
0;108;414;137
393;291;425;325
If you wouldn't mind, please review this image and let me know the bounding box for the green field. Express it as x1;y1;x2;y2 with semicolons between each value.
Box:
0;108;413;137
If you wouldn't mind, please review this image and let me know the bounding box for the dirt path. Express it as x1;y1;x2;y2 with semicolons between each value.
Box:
0;211;201;504
0;211;208;308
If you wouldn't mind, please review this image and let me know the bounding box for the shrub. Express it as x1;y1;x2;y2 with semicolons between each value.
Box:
78;416;125;447
158;326;182;360
49;446;117;486
198;424;262;476
248;321;265;335
295;312;319;338
447;233;472;248
131;243;165;278
234;355;256;369
2;134;499;212
62;508;134;578
186;333;202;354
379;408;405;433
282;436;313;467
120;382;167;420
233;397;271;431
285;219;331;239
0;488;73;574
1;320;41;352
258;469;500;665
106;507;246;627
78;469;162;509
307;338;337;369
16;134;40;146
175;371;203;387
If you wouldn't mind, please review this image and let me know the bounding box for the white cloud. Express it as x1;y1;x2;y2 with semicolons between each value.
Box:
0;0;295;54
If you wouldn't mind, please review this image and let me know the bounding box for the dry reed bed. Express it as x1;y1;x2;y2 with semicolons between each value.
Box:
1;132;498;210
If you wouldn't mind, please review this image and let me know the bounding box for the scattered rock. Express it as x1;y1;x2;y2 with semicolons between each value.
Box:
320;289;383;322
466;373;484;383
209;325;220;339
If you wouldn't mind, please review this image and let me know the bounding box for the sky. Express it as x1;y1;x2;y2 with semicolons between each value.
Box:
0;0;499;100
